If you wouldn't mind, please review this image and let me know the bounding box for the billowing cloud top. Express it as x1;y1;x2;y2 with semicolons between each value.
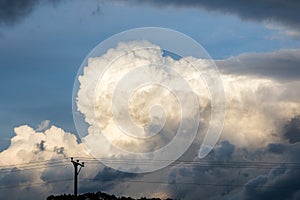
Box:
76;40;300;152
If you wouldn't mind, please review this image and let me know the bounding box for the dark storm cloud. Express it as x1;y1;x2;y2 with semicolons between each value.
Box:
0;0;37;25
131;0;300;29
94;166;137;182
238;142;300;200
167;141;242;199
73;166;140;193
3;0;300;29
0;168;36;186
208;140;235;162
0;168;39;199
267;143;286;154
216;49;300;81
284;116;300;144
0;0;62;26
167;115;300;200
242;165;288;200
230;116;300;200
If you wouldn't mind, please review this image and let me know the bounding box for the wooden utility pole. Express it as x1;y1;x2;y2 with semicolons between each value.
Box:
71;157;84;200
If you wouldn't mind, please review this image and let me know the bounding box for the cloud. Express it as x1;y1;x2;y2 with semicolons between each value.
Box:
76;41;300;168
0;0;38;25
166;135;300;200
36;120;51;132
76;40;212;172
265;23;300;40
0;0;63;26
208;140;235;162
283;116;300;144
0;123;139;199
1;41;300;199
74;40;300;198
233;142;300;200
217;49;300;81
0;0;105;27
67;37;300;198
3;0;300;33
128;0;300;30
0;124;85;165
167;140;243;199
121;0;300;40
93;166;139;192
0;124;84;199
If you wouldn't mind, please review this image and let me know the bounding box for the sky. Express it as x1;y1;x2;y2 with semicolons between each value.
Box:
0;0;300;199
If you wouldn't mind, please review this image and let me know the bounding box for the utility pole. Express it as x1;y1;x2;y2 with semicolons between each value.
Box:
71;157;84;200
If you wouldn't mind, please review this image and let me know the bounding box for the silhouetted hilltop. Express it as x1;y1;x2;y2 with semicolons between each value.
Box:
47;191;175;200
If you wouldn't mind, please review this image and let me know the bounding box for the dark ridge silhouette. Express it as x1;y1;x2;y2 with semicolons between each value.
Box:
47;191;175;200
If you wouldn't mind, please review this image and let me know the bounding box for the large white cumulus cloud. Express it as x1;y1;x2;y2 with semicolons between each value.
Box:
77;40;300;153
74;40;300;199
77;41;209;156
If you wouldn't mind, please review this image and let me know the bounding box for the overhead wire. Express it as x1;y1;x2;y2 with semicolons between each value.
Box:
1;176;300;191
1;157;300;173
0;158;299;192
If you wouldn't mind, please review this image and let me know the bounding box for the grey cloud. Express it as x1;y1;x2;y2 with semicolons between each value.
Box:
167;140;245;200
208;140;235;162
267;143;286;154
238;143;300;200
227;119;300;200
243;175;269;199
167;115;300;200
1;168;36;185
94;166;138;182
0;169;41;199
284;116;300;144
0;0;62;26
217;49;300;81
129;0;300;29
3;0;300;30
0;0;38;25
73;166;141;193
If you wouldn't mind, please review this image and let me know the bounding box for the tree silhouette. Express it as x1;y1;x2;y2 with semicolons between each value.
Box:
47;191;176;200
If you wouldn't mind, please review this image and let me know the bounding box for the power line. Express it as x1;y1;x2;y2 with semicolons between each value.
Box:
1;176;300;191
0;178;74;190
0;157;70;167
1;157;300;174
1;156;300;195
2;156;300;167
0;163;71;174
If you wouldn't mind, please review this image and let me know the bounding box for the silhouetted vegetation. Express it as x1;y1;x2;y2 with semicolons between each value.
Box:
47;191;175;200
